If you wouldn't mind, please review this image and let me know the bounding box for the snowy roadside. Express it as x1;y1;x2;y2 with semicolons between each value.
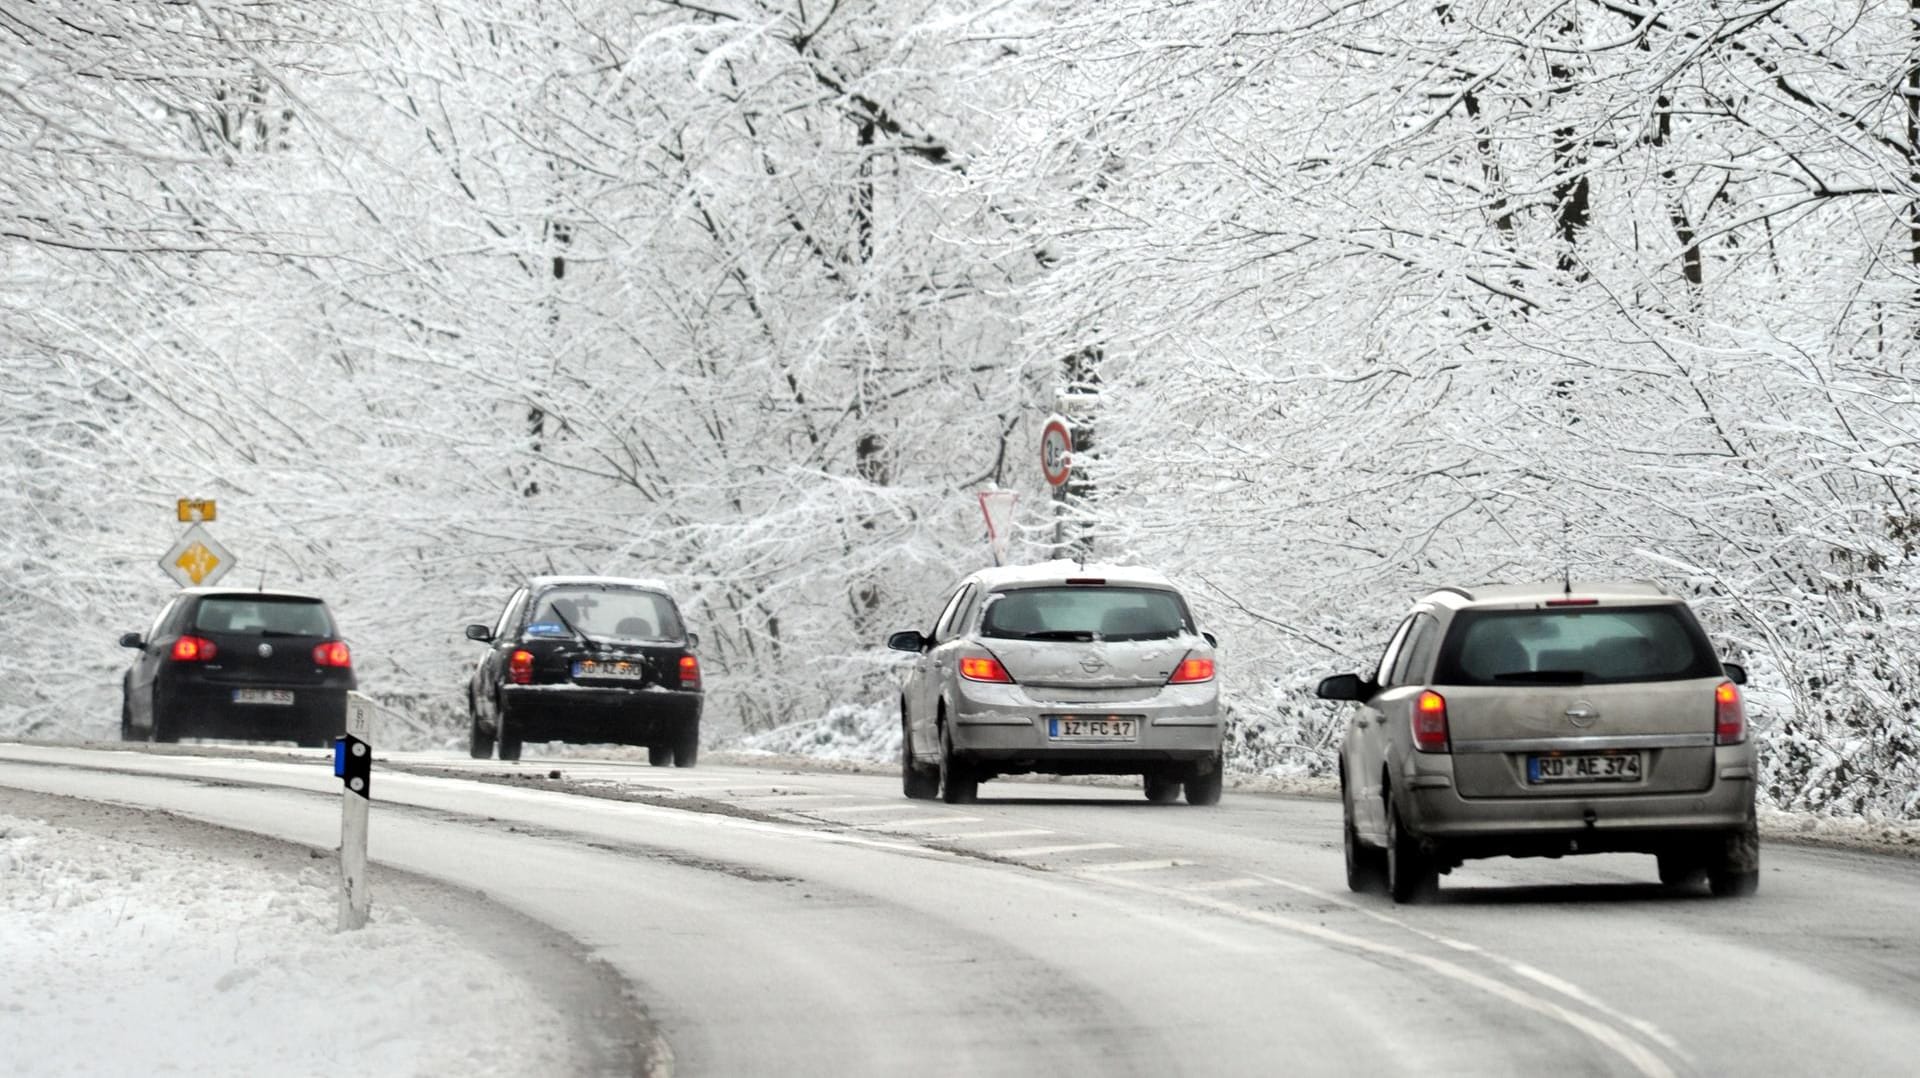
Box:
0;793;654;1078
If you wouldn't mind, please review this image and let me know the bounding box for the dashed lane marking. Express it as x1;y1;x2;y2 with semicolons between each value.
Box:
853;816;984;831
1078;859;1192;874
1182;877;1265;892
932;829;1054;841
997;842;1125;858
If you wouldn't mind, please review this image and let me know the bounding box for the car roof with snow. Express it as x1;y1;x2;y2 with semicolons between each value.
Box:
175;586;327;602
1418;581;1675;609
969;561;1180;592
526;574;675;594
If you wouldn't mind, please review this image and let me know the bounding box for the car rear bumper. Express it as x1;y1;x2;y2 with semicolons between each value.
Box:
159;680;350;742
1398;744;1758;856
946;681;1223;776
497;684;702;745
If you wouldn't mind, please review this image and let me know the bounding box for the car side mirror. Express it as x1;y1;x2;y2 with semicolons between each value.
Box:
118;632;145;649
464;624;494;643
1202;631;1218;648
1722;662;1747;686
685;631;699;649
887;630;928;653
1315;673;1369;702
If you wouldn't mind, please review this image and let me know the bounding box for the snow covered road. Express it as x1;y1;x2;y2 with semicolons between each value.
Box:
4;743;1919;1077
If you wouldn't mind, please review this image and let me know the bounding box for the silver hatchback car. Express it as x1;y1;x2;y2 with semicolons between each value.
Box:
888;562;1225;805
1318;582;1758;902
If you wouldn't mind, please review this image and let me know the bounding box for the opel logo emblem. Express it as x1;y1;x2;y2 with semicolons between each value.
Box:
1565;702;1599;728
1079;655;1107;674
258;643;274;659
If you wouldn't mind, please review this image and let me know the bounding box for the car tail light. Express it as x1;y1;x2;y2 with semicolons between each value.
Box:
1412;690;1450;752
678;653;701;689
312;641;352;668
1168;655;1215;684
959;655;1014;683
170;635;216;662
509;649;535;685
1715;681;1746;745
1065;578;1106;586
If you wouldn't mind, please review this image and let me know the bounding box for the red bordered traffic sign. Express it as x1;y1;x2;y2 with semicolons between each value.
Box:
1040;417;1072;487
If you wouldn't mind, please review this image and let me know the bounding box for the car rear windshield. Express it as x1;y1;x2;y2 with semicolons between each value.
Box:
980;587;1191;642
528;587;683;641
1434;604;1723;686
193;596;335;637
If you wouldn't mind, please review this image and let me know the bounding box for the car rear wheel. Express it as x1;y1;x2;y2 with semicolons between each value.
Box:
648;745;674;767
1343;785;1386;894
672;724;700;768
149;691;179;745
902;719;939;800
1183;758;1223;806
1386;796;1436;903
498;731;523;762
1707;818;1761;897
939;724;976;804
1144;775;1181;804
469;715;496;760
120;695;136;741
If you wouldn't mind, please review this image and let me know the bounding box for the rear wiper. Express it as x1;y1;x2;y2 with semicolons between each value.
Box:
548;607;602;651
1493;669;1587;684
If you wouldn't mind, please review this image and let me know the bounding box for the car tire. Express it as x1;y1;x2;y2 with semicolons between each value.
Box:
1656;850;1707;889
498;732;523;762
648;745;674;767
939;723;976;804
1707;818;1761;897
120;694;136;742
672;725;700;768
902;720;939;800
1343;785;1387;894
1183;758;1224;806
1144;774;1181;804
1386;796;1435;903
149;691;179;744
469;714;496;760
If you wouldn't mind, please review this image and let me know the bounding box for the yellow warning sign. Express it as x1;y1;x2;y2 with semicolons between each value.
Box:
160;524;235;588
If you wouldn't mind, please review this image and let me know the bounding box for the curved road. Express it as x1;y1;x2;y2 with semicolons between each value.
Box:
3;742;1918;1077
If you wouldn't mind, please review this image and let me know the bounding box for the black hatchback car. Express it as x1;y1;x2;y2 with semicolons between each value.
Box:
119;587;356;747
464;576;703;764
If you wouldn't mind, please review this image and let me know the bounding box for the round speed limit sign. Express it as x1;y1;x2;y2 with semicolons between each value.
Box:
1040;418;1072;487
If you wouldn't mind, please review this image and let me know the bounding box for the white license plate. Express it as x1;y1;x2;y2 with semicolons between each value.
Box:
1046;716;1138;741
233;688;294;706
573;659;645;680
1528;751;1643;783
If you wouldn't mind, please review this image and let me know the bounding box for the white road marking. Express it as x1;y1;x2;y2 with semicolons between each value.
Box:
854;816;984;831
730;793;855;803
932;829;1054;840
814;803;918;814
1078;859;1192;874
996;842;1125;858
1106;870;1679;1078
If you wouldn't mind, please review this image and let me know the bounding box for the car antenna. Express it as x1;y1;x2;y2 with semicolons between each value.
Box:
1563;565;1572;598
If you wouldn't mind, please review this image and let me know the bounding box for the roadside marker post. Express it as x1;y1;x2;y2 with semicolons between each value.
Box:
334;691;374;931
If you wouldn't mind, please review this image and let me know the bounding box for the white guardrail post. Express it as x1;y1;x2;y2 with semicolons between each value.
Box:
334;691;374;931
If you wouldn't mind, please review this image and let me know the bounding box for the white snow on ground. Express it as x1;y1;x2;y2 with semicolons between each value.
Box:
0;815;572;1078
735;701;898;762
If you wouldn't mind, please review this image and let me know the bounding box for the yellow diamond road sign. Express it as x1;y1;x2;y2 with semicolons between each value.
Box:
161;524;235;588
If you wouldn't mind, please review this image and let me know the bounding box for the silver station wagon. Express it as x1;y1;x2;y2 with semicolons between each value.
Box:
888;562;1225;805
1318;582;1759;902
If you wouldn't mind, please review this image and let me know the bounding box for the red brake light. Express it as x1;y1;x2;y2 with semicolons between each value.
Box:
312;641;352;668
509;649;535;685
1714;681;1746;745
678;653;701;689
170;635;216;662
1412;690;1450;753
1065;578;1106;586
1168;656;1215;684
959;655;1013;683
1545;598;1599;606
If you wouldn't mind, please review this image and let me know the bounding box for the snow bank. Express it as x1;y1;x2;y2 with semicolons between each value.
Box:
0;815;573;1078
734;701;898;763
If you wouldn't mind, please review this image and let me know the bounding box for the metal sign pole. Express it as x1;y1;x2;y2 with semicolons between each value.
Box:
334;691;374;931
